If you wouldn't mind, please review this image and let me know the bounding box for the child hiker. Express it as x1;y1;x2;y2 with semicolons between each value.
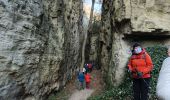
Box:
78;70;85;90
85;72;91;89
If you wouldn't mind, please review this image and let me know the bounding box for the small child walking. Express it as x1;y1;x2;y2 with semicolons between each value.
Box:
85;72;91;89
78;71;85;90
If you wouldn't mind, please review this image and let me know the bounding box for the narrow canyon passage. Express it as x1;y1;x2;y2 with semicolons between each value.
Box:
1;0;170;100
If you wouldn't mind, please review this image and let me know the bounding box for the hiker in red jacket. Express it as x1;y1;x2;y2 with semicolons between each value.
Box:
128;43;153;100
87;63;93;73
85;72;91;89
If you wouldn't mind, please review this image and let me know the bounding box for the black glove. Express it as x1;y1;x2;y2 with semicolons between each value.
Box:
137;72;143;78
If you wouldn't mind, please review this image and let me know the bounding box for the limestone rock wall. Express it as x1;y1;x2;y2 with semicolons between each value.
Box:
99;0;113;85
114;0;170;33
0;0;83;100
100;0;170;86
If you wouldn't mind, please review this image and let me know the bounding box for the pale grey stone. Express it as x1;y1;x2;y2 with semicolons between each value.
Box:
0;0;83;99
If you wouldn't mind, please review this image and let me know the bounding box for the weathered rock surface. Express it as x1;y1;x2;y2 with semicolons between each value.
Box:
1;0;170;99
115;0;170;33
0;0;83;100
100;0;170;86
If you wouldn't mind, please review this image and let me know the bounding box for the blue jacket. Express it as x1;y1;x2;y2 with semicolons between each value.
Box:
78;72;84;82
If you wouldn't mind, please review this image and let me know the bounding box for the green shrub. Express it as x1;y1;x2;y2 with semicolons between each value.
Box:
88;46;168;100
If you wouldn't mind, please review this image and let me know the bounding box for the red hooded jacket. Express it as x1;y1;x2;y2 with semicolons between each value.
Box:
128;49;153;78
85;73;91;82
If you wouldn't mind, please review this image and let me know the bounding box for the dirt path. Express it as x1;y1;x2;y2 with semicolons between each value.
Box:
68;70;105;100
55;69;105;100
69;89;94;100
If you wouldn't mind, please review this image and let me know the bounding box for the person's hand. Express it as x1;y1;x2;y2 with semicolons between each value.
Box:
137;72;143;78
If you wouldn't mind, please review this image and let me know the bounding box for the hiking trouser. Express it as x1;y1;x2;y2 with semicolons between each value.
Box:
86;82;90;89
133;78;150;100
79;81;85;89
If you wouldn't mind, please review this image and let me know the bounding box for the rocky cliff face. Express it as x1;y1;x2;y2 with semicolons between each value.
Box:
0;0;83;99
1;0;170;99
100;0;170;86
